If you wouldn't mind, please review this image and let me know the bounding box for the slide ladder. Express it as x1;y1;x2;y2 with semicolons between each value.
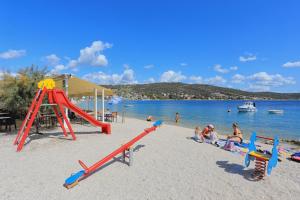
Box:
13;78;112;152
13;87;47;151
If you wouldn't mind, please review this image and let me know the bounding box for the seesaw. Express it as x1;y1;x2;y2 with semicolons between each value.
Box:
64;120;163;189
244;132;279;180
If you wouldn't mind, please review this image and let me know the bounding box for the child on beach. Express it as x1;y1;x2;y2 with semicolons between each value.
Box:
146;115;154;121
175;112;180;123
193;126;201;142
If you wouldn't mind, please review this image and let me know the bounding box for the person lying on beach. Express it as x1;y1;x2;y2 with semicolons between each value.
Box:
146;115;154;121
227;122;243;143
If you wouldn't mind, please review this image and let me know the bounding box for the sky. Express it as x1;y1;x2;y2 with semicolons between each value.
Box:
0;0;300;92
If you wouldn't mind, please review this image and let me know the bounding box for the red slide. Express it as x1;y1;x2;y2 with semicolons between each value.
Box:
49;89;111;134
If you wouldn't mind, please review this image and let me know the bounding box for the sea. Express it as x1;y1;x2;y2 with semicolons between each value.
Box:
78;100;300;141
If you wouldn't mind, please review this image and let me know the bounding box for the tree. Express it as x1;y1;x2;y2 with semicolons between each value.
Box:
0;65;48;116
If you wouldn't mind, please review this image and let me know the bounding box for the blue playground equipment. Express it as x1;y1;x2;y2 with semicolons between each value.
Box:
244;132;279;179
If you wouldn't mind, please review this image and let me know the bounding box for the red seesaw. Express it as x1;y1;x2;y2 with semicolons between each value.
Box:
64;120;162;189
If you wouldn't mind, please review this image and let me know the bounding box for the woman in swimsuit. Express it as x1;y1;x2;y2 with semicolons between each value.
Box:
227;122;243;143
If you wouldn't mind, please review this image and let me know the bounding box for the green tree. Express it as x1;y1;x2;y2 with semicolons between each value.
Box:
0;65;47;115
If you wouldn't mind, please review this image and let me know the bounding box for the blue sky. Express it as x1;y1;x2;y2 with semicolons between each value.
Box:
1;0;300;92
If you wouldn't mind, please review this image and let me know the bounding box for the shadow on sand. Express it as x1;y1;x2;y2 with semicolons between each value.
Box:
216;160;259;182
73;144;146;182
186;136;202;143
24;130;103;146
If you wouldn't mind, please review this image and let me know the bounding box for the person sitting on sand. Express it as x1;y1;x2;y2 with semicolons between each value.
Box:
146;115;154;121
227;122;243;143
175;112;180;123
193;126;201;141
201;124;214;139
200;124;218;143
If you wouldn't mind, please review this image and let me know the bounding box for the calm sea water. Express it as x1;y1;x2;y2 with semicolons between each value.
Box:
79;100;300;140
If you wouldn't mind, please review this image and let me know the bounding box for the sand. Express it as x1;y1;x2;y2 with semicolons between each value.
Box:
0;117;299;200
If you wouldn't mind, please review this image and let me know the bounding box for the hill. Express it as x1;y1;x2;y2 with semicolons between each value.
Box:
104;82;300;100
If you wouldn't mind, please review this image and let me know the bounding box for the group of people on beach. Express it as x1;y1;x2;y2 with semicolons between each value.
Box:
146;112;243;145
193;122;243;144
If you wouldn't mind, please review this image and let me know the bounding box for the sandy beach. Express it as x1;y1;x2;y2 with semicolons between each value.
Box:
0;117;299;200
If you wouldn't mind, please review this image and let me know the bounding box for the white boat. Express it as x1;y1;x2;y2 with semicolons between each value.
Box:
237;102;257;112
268;110;284;114
124;104;134;107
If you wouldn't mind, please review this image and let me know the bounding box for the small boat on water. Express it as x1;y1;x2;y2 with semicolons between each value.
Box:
237;102;257;112
124;104;134;107
268;110;284;114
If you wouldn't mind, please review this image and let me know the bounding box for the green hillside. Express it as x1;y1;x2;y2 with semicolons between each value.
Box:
104;82;300;100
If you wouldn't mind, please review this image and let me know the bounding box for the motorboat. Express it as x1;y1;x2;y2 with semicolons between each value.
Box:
268;110;284;114
237;102;257;112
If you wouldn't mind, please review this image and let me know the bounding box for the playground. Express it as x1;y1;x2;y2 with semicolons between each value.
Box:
0;117;299;200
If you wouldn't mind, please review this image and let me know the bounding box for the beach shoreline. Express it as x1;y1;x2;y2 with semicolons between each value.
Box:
0;117;300;200
123;115;300;147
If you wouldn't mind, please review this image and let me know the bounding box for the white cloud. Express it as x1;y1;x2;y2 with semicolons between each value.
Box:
205;75;227;85
160;70;186;82
123;64;130;69
0;49;26;59
230;66;238;71
248;84;271;92
144;64;154;69
67;40;112;68
214;64;229;74
47;40;111;74
68;60;77;68
50;64;67;74
231;71;296;91
180;63;188;66
239;54;256;62
189;76;203;84
213;64;238;74
0;70;5;79
282;61;300;68
145;77;155;83
231;74;246;83
0;70;17;79
248;72;295;87
44;54;60;66
82;68;137;85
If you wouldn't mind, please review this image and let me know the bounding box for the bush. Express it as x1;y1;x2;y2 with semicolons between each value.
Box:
0;65;47;115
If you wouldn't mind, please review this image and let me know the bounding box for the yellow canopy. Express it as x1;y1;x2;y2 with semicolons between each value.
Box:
53;75;113;97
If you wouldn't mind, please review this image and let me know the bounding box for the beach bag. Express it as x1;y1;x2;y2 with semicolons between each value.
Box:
223;141;236;151
291;152;300;162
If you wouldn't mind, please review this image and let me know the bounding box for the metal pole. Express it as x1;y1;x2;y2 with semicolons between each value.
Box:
102;89;105;123
122;105;125;123
94;88;97;120
129;147;133;166
64;74;69;127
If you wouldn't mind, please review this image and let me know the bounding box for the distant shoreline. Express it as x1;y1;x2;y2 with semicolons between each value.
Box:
122;99;300;101
125;116;300;147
